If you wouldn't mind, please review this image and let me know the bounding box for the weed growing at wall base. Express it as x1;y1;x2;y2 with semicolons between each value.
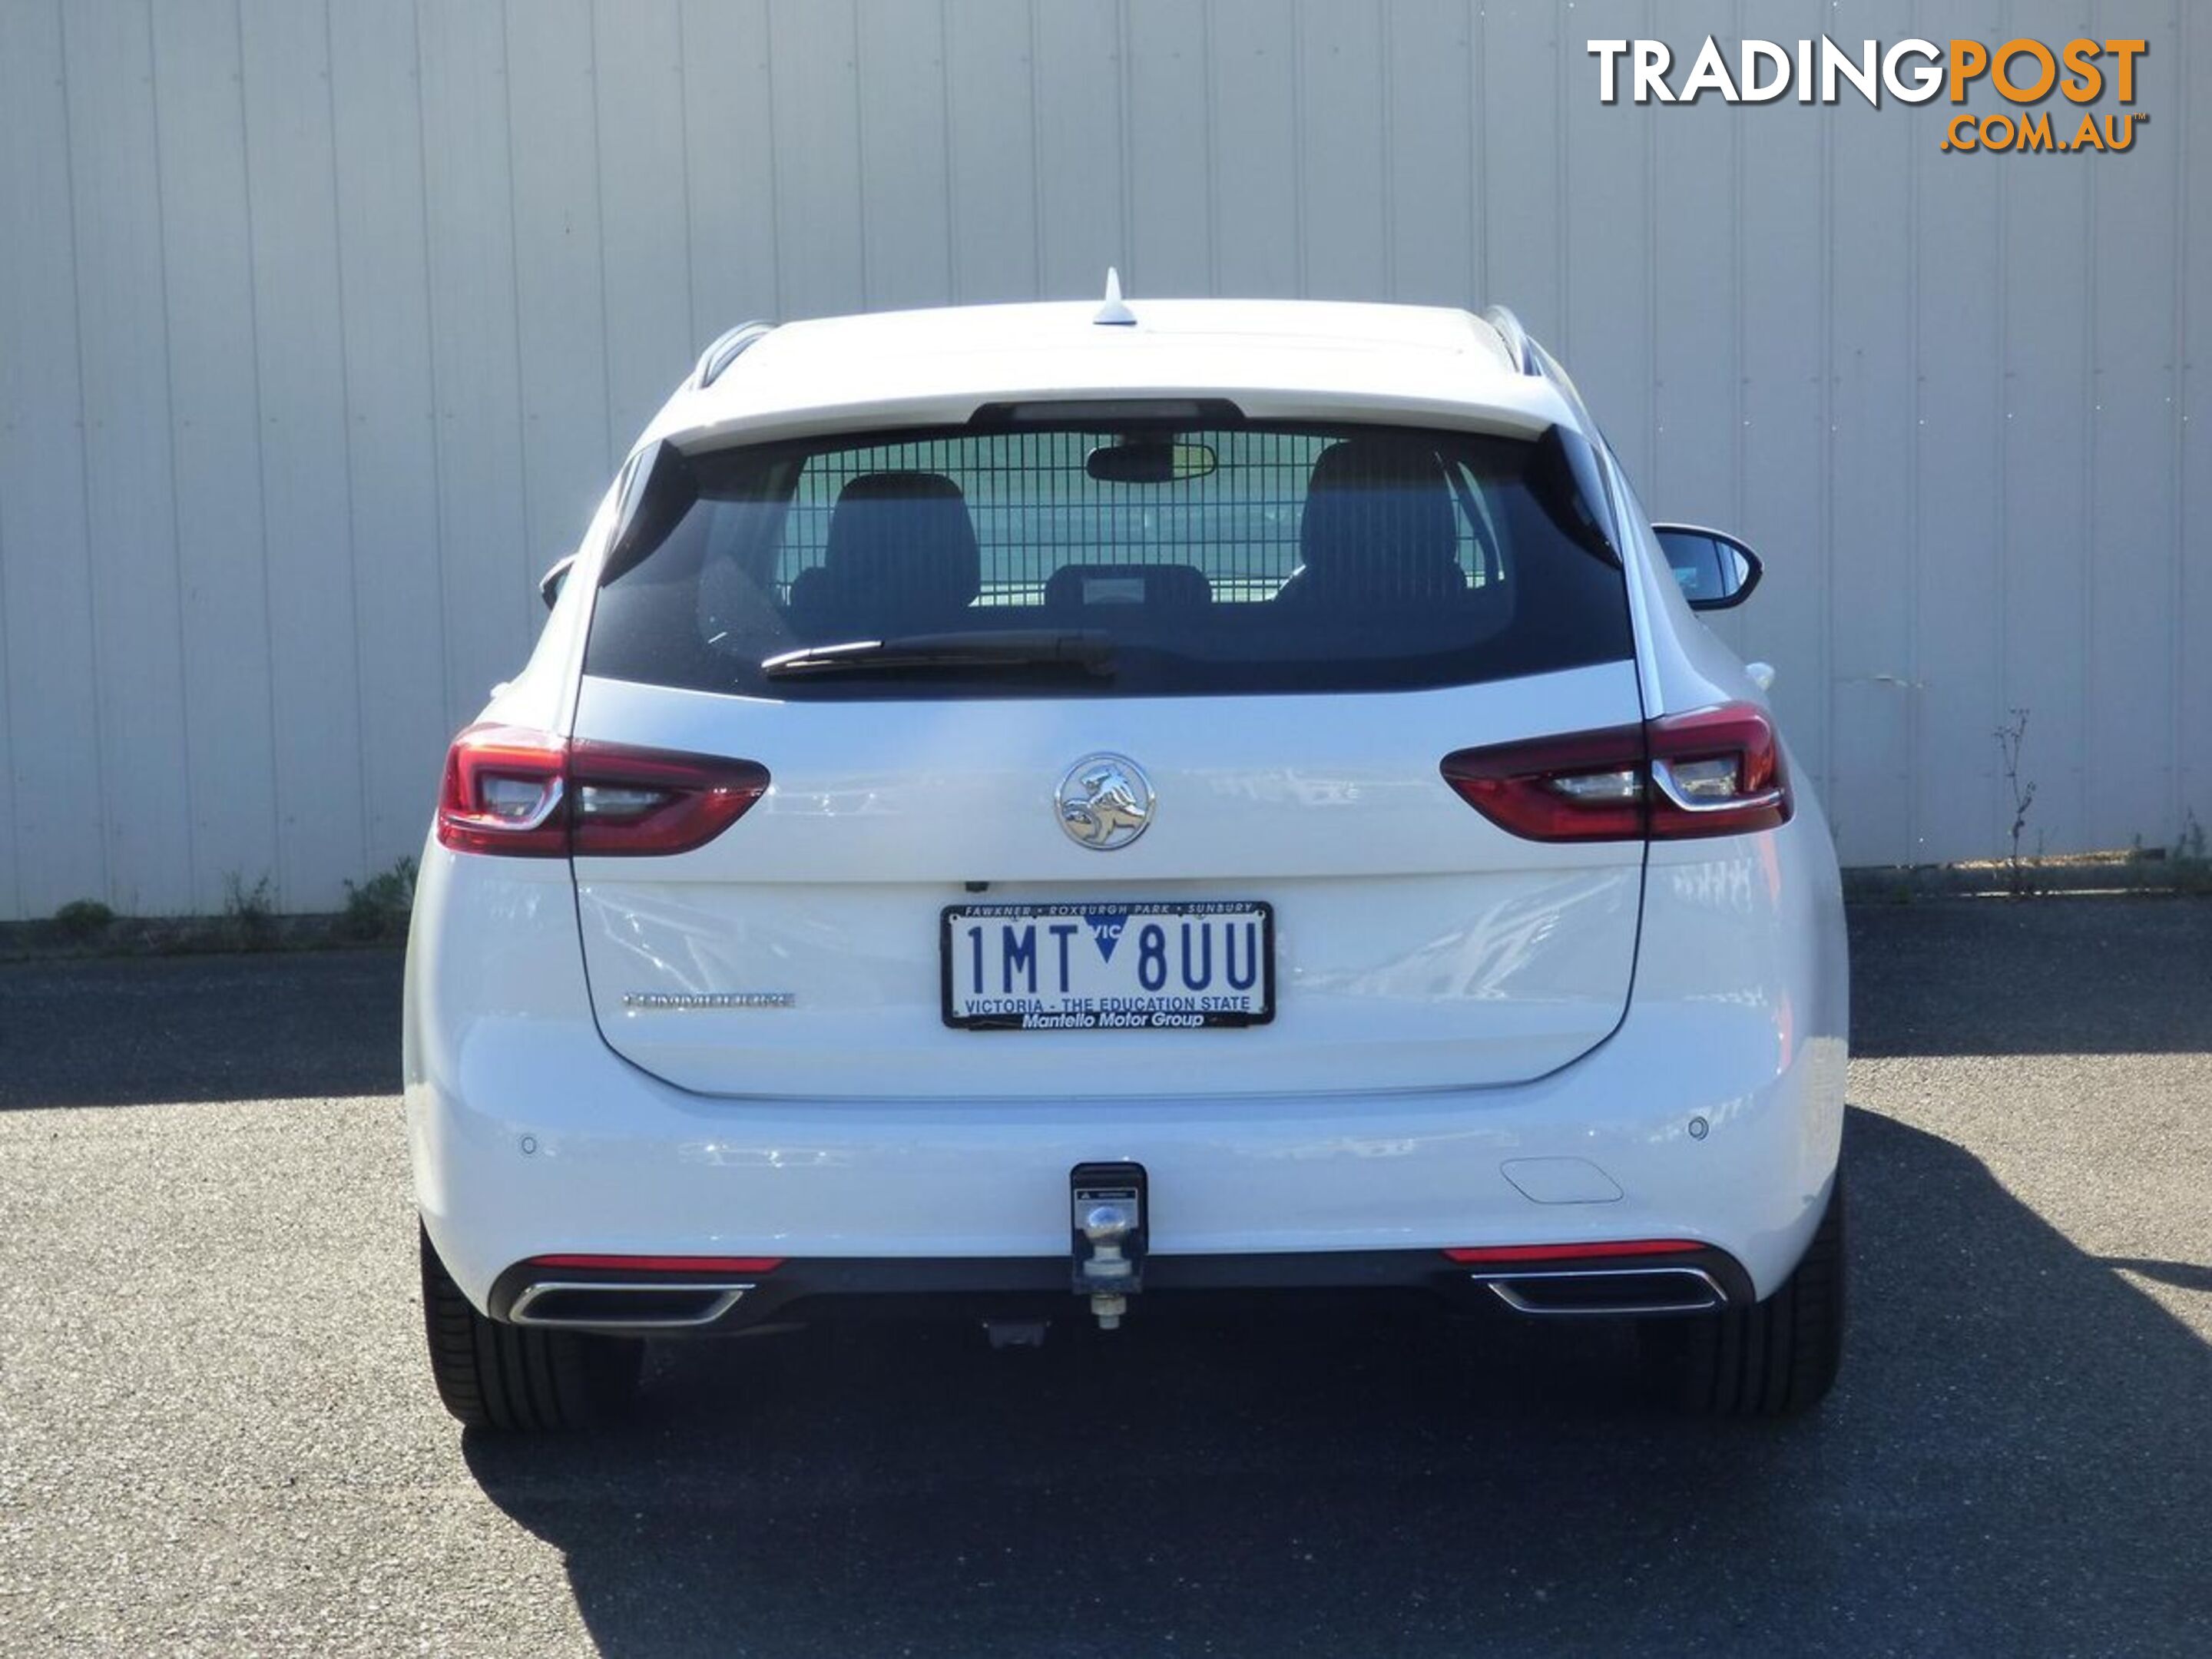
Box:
222;873;278;952
1995;710;2038;899
343;857;418;942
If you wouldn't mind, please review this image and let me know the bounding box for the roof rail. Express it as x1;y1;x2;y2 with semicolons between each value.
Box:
693;320;777;389
1479;305;1536;376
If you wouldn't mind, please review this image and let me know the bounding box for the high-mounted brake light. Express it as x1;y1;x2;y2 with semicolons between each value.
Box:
436;725;769;858
1440;701;1790;842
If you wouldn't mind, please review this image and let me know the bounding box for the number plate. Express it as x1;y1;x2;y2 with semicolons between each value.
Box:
942;902;1274;1031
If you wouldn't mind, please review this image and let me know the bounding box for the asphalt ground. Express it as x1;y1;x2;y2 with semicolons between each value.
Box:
1;898;2207;1657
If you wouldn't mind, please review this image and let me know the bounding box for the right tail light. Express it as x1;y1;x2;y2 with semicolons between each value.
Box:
1441;701;1790;842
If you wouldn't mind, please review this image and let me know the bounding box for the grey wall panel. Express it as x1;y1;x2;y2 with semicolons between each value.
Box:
1478;3;1565;340
594;1;696;464
151;0;281;910
0;0;105;916
1998;50;2094;862
1380;0;1474;306
240;0;369;908
1650;74;1739;659
856;0;955;311
0;0;2204;915
1911;19;2007;867
1562;0;1654;490
1124;0;1213;294
2185;3;2211;851
417;0;531;731
1029;0;1124;296
507;0;614;644
767;0;866;318
1825;25;1918;869
61;0;196;916
0;457;14;914
678;0;779;333
328;0;449;872
1295;1;1387;300
1210;0;1300;297
942;0;1040;304
1732;4;1832;823
2088;6;2184;852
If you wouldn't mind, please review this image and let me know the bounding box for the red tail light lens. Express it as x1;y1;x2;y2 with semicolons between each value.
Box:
1441;701;1790;842
1644;704;1790;838
527;1253;785;1273
1439;724;1646;841
437;725;768;858
567;740;772;856
1443;1240;1702;1264
437;727;570;856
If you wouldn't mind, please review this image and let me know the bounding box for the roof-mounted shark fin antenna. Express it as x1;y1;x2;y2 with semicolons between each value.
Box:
1093;267;1137;327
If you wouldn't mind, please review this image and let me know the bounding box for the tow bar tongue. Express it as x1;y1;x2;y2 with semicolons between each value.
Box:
1071;1161;1148;1330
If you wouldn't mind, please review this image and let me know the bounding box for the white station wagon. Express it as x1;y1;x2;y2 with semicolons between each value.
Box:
405;285;1848;1430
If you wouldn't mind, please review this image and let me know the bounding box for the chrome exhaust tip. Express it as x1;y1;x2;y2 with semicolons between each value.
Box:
1470;1265;1727;1316
508;1280;754;1330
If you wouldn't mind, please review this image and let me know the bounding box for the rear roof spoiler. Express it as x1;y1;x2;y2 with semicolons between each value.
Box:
693;320;777;389
1480;305;1536;376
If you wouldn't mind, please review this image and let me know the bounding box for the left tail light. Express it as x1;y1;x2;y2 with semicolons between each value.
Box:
436;724;770;858
1440;701;1790;842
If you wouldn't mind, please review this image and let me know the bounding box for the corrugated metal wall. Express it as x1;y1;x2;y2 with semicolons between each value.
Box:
0;0;2204;916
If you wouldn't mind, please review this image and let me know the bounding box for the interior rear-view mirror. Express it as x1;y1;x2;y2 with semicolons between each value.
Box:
1085;439;1218;485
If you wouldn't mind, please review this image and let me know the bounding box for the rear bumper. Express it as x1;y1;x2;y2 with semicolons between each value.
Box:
412;1028;1837;1315
405;814;1847;1316
482;1245;1757;1333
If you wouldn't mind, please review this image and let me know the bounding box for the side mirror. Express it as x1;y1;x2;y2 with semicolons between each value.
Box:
1652;524;1763;611
539;554;575;611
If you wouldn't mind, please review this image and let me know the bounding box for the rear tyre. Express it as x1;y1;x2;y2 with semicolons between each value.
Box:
1637;1171;1846;1419
419;1225;644;1431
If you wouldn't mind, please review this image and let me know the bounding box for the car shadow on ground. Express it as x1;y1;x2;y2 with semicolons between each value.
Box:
0;950;401;1109
464;1107;2212;1657
1847;896;2212;1056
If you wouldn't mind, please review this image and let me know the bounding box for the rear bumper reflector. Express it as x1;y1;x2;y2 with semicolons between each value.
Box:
1442;1239;1703;1264
525;1253;786;1273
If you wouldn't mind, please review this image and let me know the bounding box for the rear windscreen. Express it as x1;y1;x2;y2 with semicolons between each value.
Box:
583;419;1632;699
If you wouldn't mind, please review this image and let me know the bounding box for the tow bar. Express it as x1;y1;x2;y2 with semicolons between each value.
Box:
1071;1161;1147;1330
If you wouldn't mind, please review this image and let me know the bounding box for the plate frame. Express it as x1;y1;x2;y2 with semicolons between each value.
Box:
940;899;1276;1031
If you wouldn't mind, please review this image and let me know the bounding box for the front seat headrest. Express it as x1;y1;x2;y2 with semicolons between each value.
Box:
796;470;982;636
1291;439;1465;604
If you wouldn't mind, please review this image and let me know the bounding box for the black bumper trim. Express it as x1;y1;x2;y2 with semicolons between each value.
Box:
486;1245;1754;1332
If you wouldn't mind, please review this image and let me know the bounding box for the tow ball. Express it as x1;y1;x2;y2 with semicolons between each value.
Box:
1071;1161;1148;1330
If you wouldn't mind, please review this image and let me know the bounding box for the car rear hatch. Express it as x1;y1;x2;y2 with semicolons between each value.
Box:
561;413;1645;1099
570;669;1642;1098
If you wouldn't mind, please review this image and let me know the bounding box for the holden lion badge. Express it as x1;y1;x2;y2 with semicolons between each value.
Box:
1056;753;1154;851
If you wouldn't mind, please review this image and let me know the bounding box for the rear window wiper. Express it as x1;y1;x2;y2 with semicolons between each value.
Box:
760;629;1117;679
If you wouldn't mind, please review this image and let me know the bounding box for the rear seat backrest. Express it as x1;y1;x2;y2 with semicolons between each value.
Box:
1042;562;1212;618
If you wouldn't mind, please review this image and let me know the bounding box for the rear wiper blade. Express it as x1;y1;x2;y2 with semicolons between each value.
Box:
761;630;1116;679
